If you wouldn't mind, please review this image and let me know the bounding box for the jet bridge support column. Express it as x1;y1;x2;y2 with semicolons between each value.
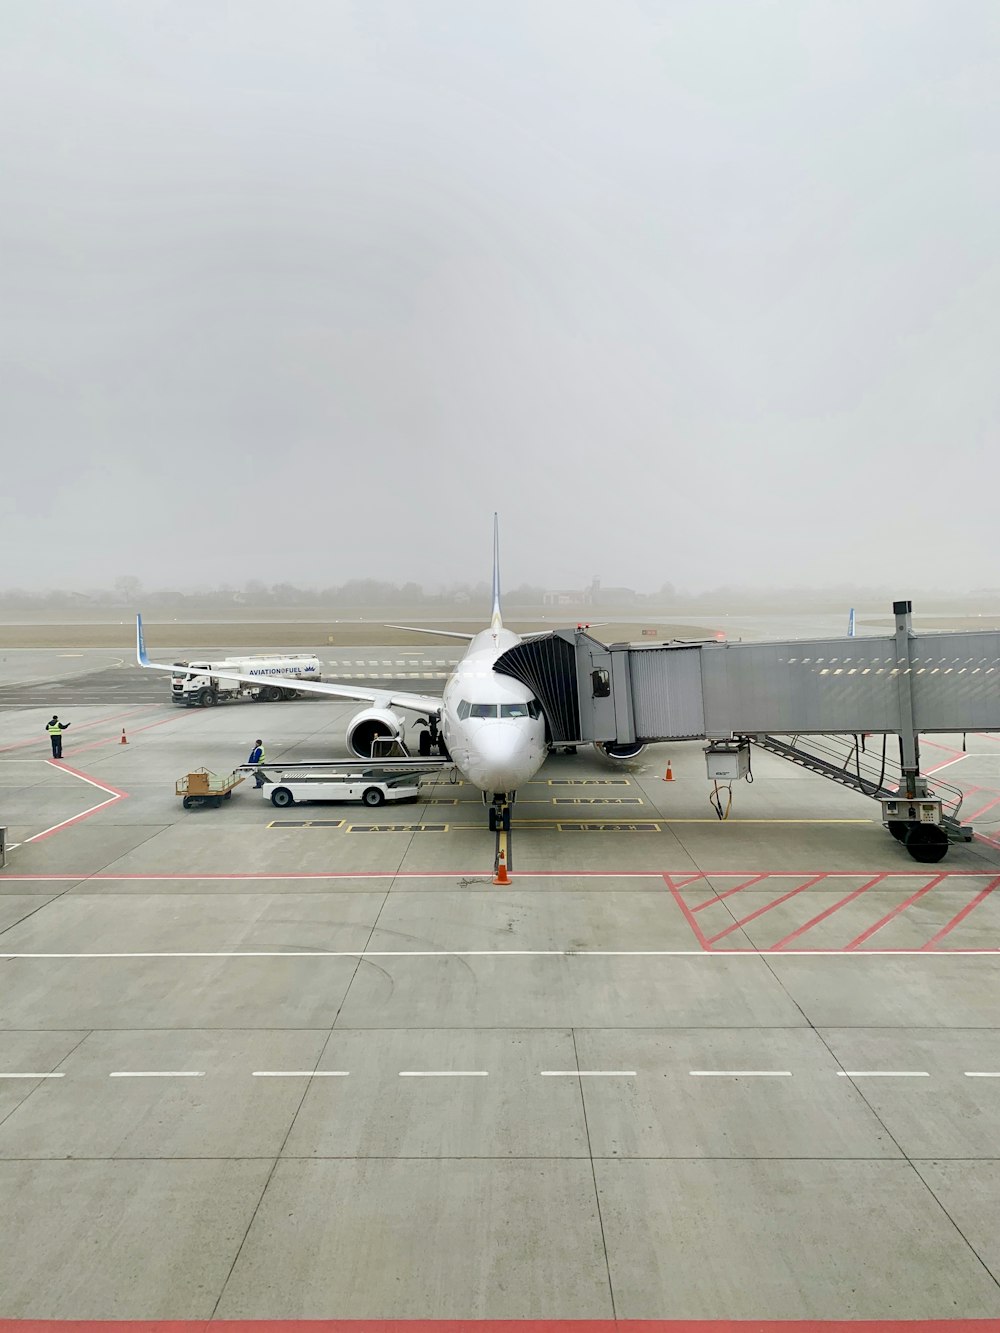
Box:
893;600;926;800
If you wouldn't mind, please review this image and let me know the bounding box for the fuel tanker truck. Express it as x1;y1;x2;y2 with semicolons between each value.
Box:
169;654;323;706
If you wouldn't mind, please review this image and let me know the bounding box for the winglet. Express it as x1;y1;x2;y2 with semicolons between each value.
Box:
848;608;856;638
136;613;150;666
491;512;503;630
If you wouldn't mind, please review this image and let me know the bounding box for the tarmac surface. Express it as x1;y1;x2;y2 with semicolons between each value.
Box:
3;651;1000;1321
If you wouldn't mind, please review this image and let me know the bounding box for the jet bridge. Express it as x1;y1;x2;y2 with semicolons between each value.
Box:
496;601;1000;862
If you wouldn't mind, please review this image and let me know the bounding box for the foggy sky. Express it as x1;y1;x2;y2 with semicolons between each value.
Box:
2;1;998;594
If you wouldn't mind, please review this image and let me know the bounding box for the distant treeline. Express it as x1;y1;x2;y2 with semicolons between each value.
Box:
0;576;998;614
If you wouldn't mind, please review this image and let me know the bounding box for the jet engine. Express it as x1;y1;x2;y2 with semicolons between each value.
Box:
595;740;647;762
347;708;407;758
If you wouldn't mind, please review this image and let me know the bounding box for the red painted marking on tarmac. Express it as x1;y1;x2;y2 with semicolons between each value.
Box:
922;737;968;760
922;875;1000;950
663;873;712;950
690;873;767;912
0;705;154;754
844;874;947;950
24;761;129;843
770;873;888;950
47;761;129;801
965;794;1000;822
4;1320;1000;1332
705;875;826;946
3;868;1000;884
69;708;198;754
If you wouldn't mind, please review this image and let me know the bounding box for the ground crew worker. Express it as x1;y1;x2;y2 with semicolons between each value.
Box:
248;739;266;787
45;715;70;758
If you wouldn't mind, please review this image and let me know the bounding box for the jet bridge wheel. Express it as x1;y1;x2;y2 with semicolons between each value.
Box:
887;821;908;842
904;823;949;864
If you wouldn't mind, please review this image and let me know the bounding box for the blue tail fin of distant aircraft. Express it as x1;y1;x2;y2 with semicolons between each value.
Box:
848;608;856;638
136;613;150;666
491;512;503;630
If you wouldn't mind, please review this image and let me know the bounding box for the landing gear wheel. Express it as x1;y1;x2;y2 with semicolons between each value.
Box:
437;738;450;760
362;787;385;807
887;821;908;842
904;823;949;864
418;730;433;757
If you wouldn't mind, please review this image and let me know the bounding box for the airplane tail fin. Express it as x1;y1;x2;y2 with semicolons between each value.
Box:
491;512;503;630
848;608;856;638
136;613;150;666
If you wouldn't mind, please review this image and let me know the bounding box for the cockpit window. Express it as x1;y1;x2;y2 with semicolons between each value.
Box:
469;703;499;718
500;703;529;718
457;700;471;720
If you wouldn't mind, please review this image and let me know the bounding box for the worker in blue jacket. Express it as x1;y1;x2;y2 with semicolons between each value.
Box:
248;739;266;787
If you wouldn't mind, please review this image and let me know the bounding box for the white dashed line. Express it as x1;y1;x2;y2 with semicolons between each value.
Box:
252;1070;350;1078
836;1070;929;1078
108;1071;205;1078
398;1071;489;1077
965;1072;1000;1078
0;1072;65;1079
689;1070;792;1077
540;1070;637;1077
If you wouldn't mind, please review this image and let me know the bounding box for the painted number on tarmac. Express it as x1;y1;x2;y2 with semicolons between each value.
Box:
268;819;345;829
552;797;644;805
559;821;660;832
348;824;449;833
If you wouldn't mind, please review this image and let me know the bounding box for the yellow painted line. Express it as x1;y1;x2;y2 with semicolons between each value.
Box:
449;817;874;826
660;818;874;825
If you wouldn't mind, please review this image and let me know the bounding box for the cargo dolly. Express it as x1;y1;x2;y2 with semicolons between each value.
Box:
176;768;245;810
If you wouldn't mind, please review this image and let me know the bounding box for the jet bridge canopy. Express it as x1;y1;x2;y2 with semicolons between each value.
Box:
495;612;1000;744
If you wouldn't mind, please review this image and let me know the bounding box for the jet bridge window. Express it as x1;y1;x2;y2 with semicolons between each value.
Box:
591;668;611;698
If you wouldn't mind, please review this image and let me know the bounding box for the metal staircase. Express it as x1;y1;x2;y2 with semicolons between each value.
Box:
750;733;971;841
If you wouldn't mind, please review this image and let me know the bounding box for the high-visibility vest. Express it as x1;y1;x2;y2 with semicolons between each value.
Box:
46;722;64;736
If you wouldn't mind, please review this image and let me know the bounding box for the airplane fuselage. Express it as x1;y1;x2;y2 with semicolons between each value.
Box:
440;626;547;795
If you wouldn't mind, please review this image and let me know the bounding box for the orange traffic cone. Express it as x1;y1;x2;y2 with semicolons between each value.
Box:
493;849;511;885
120;728;128;745
662;761;674;782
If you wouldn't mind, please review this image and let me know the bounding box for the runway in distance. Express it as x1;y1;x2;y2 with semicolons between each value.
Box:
137;516;549;828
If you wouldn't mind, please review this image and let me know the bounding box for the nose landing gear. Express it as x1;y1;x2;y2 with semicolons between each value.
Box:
488;793;514;882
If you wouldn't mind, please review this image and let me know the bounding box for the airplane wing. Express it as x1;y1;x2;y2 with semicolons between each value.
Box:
136;615;442;715
384;624;475;642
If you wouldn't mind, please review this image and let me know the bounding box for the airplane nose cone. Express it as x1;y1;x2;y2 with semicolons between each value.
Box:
468;724;536;791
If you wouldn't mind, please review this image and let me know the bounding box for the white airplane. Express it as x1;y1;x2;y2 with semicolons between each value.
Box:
137;516;549;829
